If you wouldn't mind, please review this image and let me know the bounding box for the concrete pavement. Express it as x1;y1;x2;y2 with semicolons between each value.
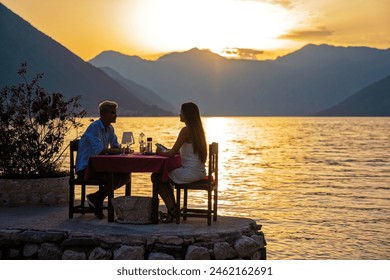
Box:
0;206;260;237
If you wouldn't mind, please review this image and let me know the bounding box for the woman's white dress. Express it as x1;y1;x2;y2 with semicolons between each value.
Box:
169;142;206;184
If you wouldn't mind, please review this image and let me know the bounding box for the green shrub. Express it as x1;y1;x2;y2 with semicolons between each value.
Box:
0;62;86;178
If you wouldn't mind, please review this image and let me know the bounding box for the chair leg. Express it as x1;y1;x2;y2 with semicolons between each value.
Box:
183;189;188;220
81;184;86;207
107;173;115;222
214;188;218;221
207;189;212;226
69;183;74;219
176;188;181;224
125;175;131;196
151;180;159;224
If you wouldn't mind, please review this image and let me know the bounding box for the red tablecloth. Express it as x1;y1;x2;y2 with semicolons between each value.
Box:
87;154;181;182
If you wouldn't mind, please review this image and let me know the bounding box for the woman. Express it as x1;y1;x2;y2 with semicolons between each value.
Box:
152;102;207;223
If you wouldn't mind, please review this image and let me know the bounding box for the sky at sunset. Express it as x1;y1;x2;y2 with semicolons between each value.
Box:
1;0;389;61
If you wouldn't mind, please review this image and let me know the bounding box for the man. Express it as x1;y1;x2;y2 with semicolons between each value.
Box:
75;100;130;218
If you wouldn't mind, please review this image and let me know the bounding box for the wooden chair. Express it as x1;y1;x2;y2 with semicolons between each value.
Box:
68;139;130;219
174;142;218;225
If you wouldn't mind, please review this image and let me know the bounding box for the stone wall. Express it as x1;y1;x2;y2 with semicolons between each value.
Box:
0;222;266;260
0;177;69;207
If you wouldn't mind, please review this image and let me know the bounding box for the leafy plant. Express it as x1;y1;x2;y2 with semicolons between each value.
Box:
0;62;86;178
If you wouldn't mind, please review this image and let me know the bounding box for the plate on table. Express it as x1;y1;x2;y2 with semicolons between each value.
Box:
142;152;156;156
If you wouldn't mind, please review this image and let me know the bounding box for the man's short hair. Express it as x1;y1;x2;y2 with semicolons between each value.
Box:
99;100;118;115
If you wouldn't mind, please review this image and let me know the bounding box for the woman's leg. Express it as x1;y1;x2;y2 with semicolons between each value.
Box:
151;173;176;214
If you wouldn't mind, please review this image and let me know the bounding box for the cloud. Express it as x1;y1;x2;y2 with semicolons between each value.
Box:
239;0;293;9
265;0;293;8
221;48;264;60
279;27;334;41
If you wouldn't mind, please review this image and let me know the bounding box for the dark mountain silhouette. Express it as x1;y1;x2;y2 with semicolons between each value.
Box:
316;74;390;116
90;45;390;116
0;3;171;116
99;66;176;113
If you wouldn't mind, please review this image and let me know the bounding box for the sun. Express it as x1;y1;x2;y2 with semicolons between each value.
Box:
121;0;298;58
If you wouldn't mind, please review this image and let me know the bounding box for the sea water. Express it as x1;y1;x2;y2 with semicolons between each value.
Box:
64;116;390;259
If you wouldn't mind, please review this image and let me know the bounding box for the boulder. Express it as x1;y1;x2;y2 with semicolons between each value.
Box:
89;247;112;260
113;245;144;260
23;243;39;258
234;236;261;259
185;245;210;260
213;242;237;260
148;252;175;260
62;250;87;260
38;242;61;260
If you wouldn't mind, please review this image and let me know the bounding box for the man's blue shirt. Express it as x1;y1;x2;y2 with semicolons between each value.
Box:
75;119;119;172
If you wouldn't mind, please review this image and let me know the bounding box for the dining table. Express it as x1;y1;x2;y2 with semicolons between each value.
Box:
86;153;182;223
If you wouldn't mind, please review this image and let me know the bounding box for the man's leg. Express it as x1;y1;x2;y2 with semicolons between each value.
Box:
86;188;107;218
92;173;130;220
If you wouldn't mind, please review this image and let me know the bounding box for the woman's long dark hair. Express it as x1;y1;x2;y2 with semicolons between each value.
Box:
181;102;207;163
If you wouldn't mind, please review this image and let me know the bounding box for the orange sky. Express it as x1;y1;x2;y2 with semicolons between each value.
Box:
1;0;389;61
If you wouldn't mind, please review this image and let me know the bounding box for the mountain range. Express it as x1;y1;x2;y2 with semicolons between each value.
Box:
90;46;390;116
0;3;170;116
1;2;390;116
317;74;390;116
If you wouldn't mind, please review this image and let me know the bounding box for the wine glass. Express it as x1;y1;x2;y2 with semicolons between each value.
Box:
122;132;135;152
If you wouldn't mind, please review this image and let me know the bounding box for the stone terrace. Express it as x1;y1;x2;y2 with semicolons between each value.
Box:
0;206;267;260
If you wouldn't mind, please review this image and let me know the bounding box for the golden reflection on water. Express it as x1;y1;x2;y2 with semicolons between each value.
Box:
64;117;390;259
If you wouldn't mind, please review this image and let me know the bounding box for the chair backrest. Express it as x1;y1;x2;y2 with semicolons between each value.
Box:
69;139;80;180
208;142;218;186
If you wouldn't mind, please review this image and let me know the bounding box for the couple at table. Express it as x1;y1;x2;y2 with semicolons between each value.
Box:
75;100;207;222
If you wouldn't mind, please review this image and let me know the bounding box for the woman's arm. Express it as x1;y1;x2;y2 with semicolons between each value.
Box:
156;127;188;157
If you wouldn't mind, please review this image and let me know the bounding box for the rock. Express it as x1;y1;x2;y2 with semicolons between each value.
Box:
145;236;158;247
250;222;262;231
234;236;261;259
148;252;175;260
23;243;40;258
251;234;266;248
183;236;195;246
62;250;87;260
19;230;66;243
8;248;20;259
38;242;62;260
113;245;144;260
61;237;99;247
213;242;237;260
94;235;129;246
251;248;267;260
0;229;22;246
195;234;222;243
0;177;68;206
153;243;184;257
185;245;210;260
157;236;184;246
89;247;112;260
